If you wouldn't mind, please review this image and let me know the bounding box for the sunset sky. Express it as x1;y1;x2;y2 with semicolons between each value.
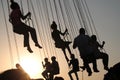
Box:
0;0;120;80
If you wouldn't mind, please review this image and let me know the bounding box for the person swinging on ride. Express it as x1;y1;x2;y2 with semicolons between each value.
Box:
68;54;79;80
9;0;42;53
42;58;51;80
49;56;60;80
91;35;109;71
51;21;72;62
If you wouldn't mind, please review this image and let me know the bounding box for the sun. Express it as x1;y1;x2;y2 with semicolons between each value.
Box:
20;57;43;78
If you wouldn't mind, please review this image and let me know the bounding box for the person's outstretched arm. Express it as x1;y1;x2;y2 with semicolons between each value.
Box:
59;29;68;36
98;41;105;48
20;12;31;20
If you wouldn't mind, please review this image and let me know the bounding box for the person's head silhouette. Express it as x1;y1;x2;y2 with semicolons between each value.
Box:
44;58;49;63
10;1;20;10
51;56;56;61
91;35;97;41
51;21;57;30
79;28;85;34
70;54;75;59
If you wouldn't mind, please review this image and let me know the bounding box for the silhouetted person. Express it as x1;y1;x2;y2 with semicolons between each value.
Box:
104;62;120;80
9;0;42;53
91;35;109;71
16;63;25;71
73;28;99;76
51;21;72;62
68;54;79;80
42;58;51;80
0;69;31;80
49;56;60;80
15;63;30;80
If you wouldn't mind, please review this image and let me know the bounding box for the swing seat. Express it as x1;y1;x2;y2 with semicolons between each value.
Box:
55;41;72;48
55;43;63;48
52;69;60;75
13;29;23;34
13;23;29;35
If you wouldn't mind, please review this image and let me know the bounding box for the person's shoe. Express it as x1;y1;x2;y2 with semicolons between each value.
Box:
80;66;85;71
88;72;92;76
67;41;72;45
27;47;33;53
94;69;100;72
67;58;69;62
104;66;109;71
35;43;42;48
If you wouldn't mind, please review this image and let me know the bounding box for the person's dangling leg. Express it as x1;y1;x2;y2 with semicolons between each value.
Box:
92;59;99;72
90;54;99;72
74;72;79;80
66;46;72;55
62;48;69;62
23;32;33;53
42;70;49;79
27;26;42;48
68;71;73;80
49;73;54;80
42;71;46;79
98;52;109;70
84;63;92;76
83;58;92;76
65;42;72;55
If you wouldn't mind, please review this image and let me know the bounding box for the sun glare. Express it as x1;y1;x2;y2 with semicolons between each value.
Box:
20;57;43;78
